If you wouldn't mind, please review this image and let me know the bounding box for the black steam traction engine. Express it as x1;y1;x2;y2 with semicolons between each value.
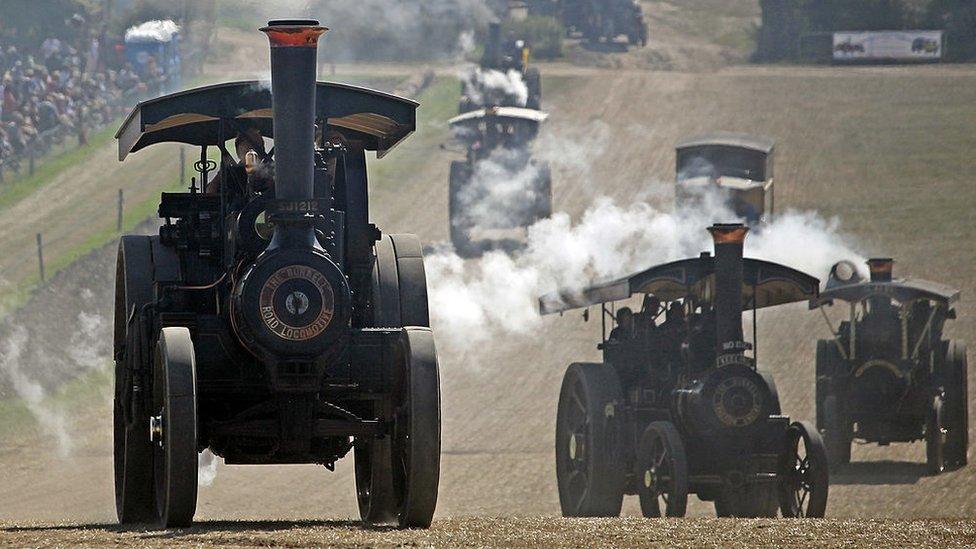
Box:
447;106;552;257
811;259;967;473
540;224;829;517
112;21;440;528
460;21;542;113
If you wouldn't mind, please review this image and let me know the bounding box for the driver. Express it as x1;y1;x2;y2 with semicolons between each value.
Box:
205;128;267;195
609;307;636;342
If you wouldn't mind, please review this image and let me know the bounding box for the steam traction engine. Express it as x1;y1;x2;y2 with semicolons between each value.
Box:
540;224;829;517
112;20;440;528
675;133;776;226
811;259;967;472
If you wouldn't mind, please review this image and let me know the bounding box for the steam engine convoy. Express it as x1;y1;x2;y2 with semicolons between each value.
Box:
811;259;967;472
112;20;440;528
541;224;829;518
675;133;776;225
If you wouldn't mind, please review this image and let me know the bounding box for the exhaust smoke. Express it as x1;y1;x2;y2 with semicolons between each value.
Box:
428;182;865;358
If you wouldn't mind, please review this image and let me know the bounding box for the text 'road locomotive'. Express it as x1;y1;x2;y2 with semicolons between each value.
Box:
541;224;829;518
113;20;440;528
812;259;967;473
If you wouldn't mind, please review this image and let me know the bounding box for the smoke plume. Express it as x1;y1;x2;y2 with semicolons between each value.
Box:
454;147;543;235
427;185;864;356
227;0;498;61
460;67;530;108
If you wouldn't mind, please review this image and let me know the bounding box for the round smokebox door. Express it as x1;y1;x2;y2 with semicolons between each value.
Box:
258;265;335;342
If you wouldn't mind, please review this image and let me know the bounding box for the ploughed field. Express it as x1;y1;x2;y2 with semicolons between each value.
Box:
1;62;975;544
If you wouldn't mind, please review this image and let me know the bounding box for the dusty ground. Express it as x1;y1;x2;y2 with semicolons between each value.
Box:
3;518;976;548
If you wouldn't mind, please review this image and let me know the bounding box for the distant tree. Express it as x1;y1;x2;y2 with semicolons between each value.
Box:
927;0;976;59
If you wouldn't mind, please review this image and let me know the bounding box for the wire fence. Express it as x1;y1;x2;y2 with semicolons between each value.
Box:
6;147;187;287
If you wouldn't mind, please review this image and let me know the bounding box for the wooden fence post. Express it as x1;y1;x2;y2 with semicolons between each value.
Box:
36;233;44;282
117;189;124;231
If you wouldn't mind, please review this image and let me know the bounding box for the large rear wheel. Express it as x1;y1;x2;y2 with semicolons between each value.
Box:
555;363;625;517
152;327;198;528
391;328;441;528
114;236;155;524
944;340;969;468
636;421;688;517
448;161;475;257
779;421;829;518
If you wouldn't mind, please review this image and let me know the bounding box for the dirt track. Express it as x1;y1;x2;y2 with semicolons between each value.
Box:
2;33;976;549
3;518;975;548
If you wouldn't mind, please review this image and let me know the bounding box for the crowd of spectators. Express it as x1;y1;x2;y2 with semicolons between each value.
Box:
0;31;162;173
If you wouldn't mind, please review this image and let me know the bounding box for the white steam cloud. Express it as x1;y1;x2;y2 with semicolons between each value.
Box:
455;148;543;234
198;449;222;487
0;308;109;457
427;186;864;355
460;67;529;108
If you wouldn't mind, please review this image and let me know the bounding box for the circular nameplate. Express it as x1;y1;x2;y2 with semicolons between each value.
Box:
712;375;763;428
258;265;335;341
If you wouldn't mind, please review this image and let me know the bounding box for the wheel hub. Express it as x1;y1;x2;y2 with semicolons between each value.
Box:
149;415;163;444
644;468;654;489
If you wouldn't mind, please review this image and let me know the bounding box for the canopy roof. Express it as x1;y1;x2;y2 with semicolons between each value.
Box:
116;81;418;160
539;255;819;315
448;106;549;127
810;278;959;308
676;132;775;154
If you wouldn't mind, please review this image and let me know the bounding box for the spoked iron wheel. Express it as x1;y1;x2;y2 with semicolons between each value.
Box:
391;328;441;528
355;407;397;524
152;327;199;528
636;421;688;517
926;395;946;475
555;363;624;517
779;421;829;518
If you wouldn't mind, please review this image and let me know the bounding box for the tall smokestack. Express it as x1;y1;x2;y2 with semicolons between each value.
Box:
708;223;748;354
867;258;894;282
260;19;327;203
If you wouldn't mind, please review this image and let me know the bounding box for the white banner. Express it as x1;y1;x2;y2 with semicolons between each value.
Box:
833;31;943;61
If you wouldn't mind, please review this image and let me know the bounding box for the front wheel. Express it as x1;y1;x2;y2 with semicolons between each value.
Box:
555;363;625;517
355;420;397;524
391;328;441;528
152;327;199;528
927;395;946;475
779;421;829;518
822;395;851;467
636;421;688;517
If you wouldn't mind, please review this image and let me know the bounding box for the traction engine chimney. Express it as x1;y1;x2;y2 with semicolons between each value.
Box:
261;19;328;248
867;258;894;282
708;223;748;355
